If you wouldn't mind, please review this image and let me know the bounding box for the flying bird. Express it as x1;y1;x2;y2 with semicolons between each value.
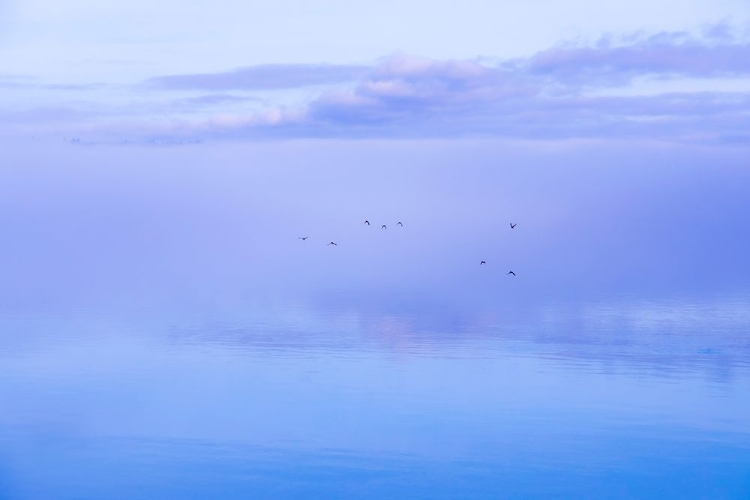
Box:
510;223;517;229
507;271;516;276
298;236;309;240
397;222;403;227
381;224;387;229
327;241;338;246
364;220;370;225
480;261;486;265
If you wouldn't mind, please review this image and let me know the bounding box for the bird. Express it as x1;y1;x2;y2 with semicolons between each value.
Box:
381;224;387;229
480;261;486;265
364;220;370;225
507;271;516;276
327;241;338;246
397;222;403;227
510;223;517;229
298;236;309;240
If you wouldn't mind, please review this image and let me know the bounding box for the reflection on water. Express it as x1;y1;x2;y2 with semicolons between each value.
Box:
2;296;749;499
1;141;749;499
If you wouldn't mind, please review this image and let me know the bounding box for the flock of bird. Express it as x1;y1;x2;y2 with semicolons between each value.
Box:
299;220;519;276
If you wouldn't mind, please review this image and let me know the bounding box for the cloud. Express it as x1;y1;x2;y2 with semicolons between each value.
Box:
170;94;260;109
0;76;106;91
0;73;33;83
0;106;97;124
292;31;750;143
177;94;256;104
306;54;535;126
7;25;750;145
303;84;750;143
146;63;369;90
524;37;750;87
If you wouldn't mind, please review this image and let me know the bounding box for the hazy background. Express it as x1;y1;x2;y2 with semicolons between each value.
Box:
1;139;749;499
1;139;748;310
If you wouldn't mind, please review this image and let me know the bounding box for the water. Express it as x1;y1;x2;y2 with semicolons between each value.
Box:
1;139;749;499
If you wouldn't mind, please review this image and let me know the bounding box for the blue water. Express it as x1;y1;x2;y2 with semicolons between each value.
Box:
1;140;749;499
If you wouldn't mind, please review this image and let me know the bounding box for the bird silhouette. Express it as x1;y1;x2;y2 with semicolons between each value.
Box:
364;220;370;225
298;236;309;240
507;271;516;276
397;222;403;227
480;260;486;265
327;241;338;246
510;223;517;229
381;224;387;229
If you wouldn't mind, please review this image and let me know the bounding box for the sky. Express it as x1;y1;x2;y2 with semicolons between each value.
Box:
1;0;748;315
1;0;750;144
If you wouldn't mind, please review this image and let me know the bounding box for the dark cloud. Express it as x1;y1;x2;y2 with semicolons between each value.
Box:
146;64;369;90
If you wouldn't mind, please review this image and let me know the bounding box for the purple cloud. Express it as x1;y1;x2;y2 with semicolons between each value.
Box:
146;63;369;90
301;85;750;143
10;25;750;146
307;55;533;124
525;39;750;86
169;94;260;110
0;77;106;91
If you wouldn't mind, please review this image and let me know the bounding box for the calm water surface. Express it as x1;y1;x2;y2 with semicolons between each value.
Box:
1;141;749;499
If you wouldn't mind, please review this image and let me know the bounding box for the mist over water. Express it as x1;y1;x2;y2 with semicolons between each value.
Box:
1;139;749;499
